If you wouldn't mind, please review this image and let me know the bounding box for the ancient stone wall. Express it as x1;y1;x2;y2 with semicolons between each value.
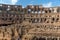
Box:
0;4;60;40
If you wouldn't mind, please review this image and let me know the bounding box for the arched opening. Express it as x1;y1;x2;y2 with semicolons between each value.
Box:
52;38;57;40
32;36;38;40
47;38;57;40
32;36;46;40
52;18;55;21
0;24;12;26
49;10;51;13
45;11;47;13
56;18;59;22
39;37;46;40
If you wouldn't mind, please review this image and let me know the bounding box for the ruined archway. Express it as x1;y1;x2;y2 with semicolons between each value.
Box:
32;36;38;40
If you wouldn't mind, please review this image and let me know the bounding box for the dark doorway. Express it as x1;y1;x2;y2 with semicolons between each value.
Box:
39;37;46;40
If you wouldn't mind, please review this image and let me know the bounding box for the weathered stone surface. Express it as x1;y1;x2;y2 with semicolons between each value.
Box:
0;4;60;40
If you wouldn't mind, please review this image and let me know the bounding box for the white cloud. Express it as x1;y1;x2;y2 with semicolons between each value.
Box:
28;1;34;5
11;0;18;4
43;2;52;7
0;0;18;5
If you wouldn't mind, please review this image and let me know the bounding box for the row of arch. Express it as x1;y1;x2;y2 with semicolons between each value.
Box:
30;18;59;23
0;4;60;14
31;36;59;40
27;7;60;14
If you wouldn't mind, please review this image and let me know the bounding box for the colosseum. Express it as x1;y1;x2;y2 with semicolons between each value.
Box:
0;4;60;40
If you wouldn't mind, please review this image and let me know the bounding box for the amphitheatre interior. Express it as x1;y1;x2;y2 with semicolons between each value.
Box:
0;4;60;40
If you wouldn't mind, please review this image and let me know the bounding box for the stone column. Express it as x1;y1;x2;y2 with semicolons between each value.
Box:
57;37;59;40
53;8;57;13
46;37;47;40
48;9;49;13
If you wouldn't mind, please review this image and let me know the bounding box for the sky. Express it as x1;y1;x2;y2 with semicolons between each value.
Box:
0;0;60;7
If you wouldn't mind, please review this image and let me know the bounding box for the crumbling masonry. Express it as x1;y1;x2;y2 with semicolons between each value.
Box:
0;4;60;40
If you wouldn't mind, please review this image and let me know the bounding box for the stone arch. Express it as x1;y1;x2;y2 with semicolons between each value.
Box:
31;36;38;40
49;10;51;13
38;37;46;40
47;37;57;40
